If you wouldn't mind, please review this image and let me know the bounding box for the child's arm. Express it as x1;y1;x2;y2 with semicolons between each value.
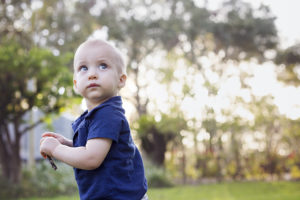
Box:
40;137;112;170
42;132;73;147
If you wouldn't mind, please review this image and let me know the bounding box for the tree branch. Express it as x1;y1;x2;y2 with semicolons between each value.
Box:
20;118;44;135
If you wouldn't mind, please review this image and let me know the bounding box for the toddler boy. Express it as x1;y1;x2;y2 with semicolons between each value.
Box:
40;39;148;200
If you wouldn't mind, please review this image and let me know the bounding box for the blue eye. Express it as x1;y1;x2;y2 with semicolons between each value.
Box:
79;65;88;72
99;63;108;70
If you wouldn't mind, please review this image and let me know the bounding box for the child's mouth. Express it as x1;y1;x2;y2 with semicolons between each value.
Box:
87;83;100;88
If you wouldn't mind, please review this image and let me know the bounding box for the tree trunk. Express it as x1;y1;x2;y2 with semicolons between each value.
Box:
181;141;187;184
231;132;242;180
216;136;224;182
140;127;167;166
0;122;22;184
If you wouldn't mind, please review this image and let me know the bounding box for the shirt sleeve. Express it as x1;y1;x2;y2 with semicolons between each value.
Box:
87;107;123;142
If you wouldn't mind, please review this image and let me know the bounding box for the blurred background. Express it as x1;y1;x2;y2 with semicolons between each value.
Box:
1;0;300;199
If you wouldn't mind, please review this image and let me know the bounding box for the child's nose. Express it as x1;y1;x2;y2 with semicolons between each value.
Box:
88;67;98;79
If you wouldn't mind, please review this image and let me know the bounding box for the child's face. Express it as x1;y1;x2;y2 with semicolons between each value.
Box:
73;41;126;105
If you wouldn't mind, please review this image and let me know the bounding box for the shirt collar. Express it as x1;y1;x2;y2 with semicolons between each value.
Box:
71;96;123;132
85;96;123;119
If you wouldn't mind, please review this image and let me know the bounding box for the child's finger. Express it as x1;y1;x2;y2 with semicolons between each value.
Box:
40;137;46;145
40;151;47;159
42;132;57;138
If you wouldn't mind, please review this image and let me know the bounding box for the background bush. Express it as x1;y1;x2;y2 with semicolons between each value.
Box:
0;161;78;199
144;160;174;188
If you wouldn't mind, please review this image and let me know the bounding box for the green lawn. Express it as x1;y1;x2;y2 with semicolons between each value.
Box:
22;181;300;200
149;181;300;200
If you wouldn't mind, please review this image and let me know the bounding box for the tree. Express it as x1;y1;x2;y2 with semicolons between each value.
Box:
248;95;285;176
93;0;165;116
275;43;300;85
211;0;278;62
2;0;295;183
135;114;186;166
219;116;247;179
282;118;300;169
0;0;93;58
0;39;72;183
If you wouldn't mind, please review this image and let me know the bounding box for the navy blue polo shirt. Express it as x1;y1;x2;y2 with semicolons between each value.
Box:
72;96;147;200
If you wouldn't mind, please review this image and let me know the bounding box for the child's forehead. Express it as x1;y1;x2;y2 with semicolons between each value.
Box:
75;41;118;61
76;40;114;55
73;39;125;72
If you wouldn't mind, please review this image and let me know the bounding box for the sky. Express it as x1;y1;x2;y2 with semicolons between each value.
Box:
244;0;300;119
207;0;300;120
91;0;300;121
246;0;300;48
208;0;300;48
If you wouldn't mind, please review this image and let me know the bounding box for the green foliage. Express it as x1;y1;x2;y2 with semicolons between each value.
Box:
136;114;186;138
0;38;73;184
144;160;174;188
1;0;92;55
2;0;300;186
148;173;174;188
291;166;300;180
212;1;278;61
0;162;77;199
135;114;187;166
275;44;300;85
0;38;73;118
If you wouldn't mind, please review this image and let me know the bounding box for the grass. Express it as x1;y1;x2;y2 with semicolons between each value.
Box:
149;181;300;200
21;181;300;200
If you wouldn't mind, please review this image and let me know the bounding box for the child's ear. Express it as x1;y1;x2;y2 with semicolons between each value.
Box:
118;74;127;89
73;79;79;94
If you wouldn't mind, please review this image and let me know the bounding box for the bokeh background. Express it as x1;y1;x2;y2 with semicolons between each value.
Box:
1;0;300;199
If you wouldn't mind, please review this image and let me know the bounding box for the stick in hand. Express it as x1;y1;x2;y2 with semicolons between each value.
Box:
47;155;57;170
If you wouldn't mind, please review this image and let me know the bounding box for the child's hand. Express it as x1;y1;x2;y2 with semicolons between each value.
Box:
42;132;70;146
40;137;60;158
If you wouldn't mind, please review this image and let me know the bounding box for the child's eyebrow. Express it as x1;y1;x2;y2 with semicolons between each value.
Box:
96;59;106;63
95;57;111;62
96;59;115;67
74;60;87;67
